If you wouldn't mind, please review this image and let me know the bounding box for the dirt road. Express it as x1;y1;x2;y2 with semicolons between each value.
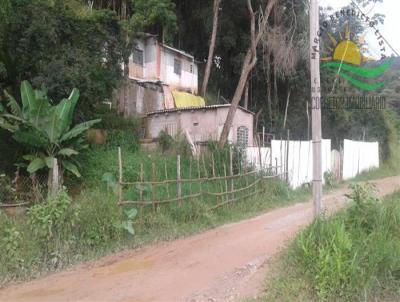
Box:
1;176;399;302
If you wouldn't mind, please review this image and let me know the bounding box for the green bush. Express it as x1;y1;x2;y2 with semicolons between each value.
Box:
0;174;17;204
286;184;400;301
323;170;336;188
75;191;122;247
158;130;174;153
0;224;24;273
28;191;80;250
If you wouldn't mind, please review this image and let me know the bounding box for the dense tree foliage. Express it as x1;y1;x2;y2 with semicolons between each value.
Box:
0;0;124;117
0;0;398;163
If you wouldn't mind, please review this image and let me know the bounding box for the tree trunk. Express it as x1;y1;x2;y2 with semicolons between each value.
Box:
266;53;272;130
121;0;127;20
243;81;249;109
48;158;60;198
273;63;279;119
219;0;277;148
201;0;221;97
283;88;291;129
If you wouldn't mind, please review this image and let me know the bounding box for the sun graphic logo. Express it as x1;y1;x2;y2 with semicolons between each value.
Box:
321;24;393;91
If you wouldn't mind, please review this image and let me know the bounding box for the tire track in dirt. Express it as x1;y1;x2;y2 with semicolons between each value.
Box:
1;176;399;302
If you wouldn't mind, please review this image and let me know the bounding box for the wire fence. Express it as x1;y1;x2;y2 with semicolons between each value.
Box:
0;171;48;208
117;147;283;212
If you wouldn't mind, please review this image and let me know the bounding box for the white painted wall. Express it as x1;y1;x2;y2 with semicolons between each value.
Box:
342;140;379;180
246;147;271;171
246;140;331;189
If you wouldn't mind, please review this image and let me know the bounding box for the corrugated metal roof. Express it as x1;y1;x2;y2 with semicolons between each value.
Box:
161;44;195;60
147;104;255;116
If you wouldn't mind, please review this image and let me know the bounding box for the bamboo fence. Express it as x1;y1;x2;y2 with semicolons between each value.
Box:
117;147;283;211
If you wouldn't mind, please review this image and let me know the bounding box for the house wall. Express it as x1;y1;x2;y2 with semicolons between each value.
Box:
129;40;145;79
113;80;164;117
160;48;198;94
146;107;254;146
144;38;157;79
129;37;198;94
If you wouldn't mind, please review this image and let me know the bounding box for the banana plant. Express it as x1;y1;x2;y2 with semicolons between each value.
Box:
0;81;100;182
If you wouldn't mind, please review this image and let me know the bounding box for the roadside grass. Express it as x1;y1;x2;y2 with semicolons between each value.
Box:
255;186;400;302
351;164;400;182
1;132;397;288
0;168;311;287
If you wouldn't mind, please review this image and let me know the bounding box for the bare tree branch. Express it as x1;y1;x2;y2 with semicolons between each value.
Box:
201;0;222;97
219;0;277;148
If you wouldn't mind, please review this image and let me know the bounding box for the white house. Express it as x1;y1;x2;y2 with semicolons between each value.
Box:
128;35;199;94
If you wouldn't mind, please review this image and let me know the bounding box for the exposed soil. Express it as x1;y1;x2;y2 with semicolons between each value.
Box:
1;176;399;302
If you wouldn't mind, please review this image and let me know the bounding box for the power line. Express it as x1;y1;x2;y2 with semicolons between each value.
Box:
351;0;400;57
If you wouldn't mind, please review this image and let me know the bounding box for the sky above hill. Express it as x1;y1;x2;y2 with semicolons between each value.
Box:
319;0;400;58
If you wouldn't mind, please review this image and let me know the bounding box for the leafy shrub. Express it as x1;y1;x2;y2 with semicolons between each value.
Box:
158;130;174;153
323;170;336;188
28;191;80;245
0;225;24;272
206;141;244;175
0;174;17;204
289;184;400;300
106;129;140;151
75;192;122;247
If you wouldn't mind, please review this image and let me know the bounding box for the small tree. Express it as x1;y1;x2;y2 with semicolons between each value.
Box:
0;81;100;194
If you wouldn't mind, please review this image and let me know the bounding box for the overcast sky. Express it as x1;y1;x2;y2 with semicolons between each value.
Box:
319;0;400;57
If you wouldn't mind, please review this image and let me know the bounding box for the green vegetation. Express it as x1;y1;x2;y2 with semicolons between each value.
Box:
259;185;400;302
0;177;310;286
0;81;100;180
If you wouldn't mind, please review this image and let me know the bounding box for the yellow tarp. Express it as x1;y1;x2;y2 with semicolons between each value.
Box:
172;91;205;108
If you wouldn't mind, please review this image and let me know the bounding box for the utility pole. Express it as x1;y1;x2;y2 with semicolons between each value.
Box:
309;0;322;217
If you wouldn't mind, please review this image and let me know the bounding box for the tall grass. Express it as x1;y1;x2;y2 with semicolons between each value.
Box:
0;172;310;286
262;185;400;301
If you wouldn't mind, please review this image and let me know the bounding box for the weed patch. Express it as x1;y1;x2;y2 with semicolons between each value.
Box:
261;185;400;301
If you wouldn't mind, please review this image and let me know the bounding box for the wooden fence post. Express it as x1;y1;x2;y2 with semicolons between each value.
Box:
286;129;290;183
189;157;193;201
224;164;228;202
177;155;182;206
197;159;202;196
211;153;216;178
164;161;170;198
118;147;122;205
229;147;234;201
152;163;157;211
140;163;144;215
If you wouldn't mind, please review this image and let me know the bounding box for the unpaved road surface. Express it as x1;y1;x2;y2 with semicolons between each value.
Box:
1;176;399;302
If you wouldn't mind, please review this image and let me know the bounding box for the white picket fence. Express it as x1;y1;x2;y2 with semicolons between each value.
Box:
246;139;379;188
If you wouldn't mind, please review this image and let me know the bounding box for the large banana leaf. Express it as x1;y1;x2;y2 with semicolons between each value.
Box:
58;148;79;156
13;128;49;148
60;119;101;142
30;97;51;128
4;90;22;117
66;88;79;130
27;157;46;174
21;81;39;118
62;160;81;177
0;116;17;132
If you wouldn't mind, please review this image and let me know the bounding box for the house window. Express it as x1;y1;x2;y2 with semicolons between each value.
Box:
237;126;249;147
132;48;143;66
174;58;182;75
